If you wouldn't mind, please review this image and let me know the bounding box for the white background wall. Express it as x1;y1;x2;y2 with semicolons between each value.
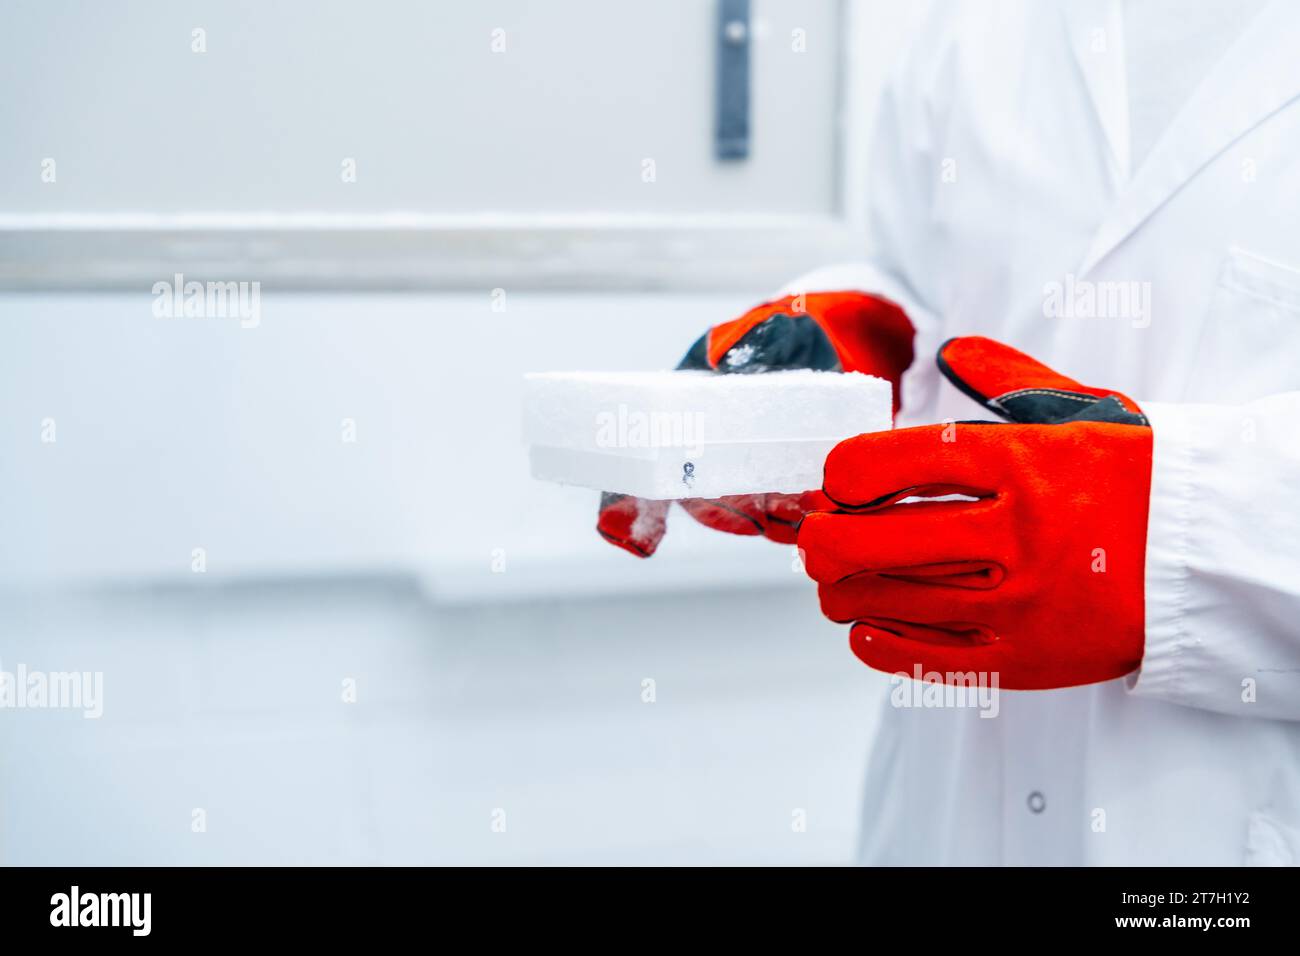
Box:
0;0;923;864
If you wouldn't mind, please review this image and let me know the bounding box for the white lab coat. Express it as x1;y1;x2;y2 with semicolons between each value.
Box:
792;0;1300;864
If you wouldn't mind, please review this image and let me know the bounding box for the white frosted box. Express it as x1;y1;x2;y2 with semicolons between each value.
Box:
523;370;892;500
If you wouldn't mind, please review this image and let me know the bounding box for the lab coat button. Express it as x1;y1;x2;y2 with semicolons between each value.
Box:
1027;791;1046;814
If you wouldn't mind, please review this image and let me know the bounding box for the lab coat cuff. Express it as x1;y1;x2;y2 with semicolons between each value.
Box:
1128;400;1197;700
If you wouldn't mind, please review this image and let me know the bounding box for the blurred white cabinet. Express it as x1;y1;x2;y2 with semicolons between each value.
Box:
0;1;929;590
0;0;926;289
2;0;841;217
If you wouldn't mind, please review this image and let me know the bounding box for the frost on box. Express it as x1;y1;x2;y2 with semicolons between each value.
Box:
523;370;892;500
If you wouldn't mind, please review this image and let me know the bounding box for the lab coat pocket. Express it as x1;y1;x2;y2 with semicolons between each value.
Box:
1244;811;1300;866
1187;248;1300;402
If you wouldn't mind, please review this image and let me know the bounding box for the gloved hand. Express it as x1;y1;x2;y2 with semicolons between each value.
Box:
598;292;914;557
798;336;1152;690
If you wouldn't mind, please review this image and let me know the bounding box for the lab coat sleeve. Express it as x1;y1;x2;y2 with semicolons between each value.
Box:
1131;392;1300;720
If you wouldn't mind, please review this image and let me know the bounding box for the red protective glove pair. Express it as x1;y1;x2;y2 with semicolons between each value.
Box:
595;292;1151;689
596;292;914;557
799;337;1152;689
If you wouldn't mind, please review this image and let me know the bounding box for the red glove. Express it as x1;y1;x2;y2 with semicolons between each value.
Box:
702;292;914;411
798;336;1152;690
599;292;914;557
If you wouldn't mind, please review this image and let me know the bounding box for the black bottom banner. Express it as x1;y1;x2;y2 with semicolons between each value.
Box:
0;865;1280;943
